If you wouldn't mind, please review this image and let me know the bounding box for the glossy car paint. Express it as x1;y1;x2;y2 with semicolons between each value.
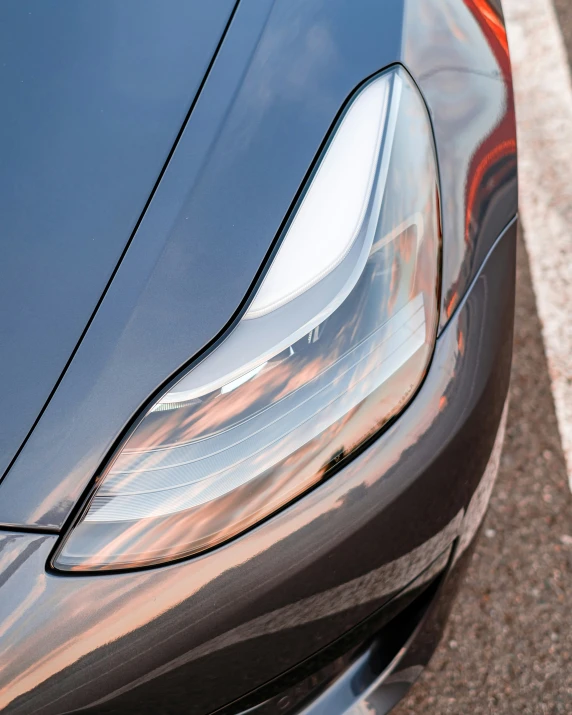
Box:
0;0;517;529
0;0;237;481
0;220;516;713
404;0;517;325
233;541;472;714
0;0;517;712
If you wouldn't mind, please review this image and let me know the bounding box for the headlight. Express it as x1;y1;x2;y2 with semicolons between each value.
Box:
54;66;441;572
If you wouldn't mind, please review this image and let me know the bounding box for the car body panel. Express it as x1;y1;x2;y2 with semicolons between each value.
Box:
0;0;517;531
404;0;518;326
0;220;516;714
0;0;236;482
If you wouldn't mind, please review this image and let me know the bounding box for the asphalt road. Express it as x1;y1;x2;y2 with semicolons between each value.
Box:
393;2;572;710
555;0;572;63
393;232;572;714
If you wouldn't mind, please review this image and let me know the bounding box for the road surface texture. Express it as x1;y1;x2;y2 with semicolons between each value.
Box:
393;0;572;709
393;232;572;714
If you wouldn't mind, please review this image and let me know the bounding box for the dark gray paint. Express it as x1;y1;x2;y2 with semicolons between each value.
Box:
0;0;236;479
236;549;453;714
0;1;518;711
403;0;518;326
0;0;517;530
0;221;516;713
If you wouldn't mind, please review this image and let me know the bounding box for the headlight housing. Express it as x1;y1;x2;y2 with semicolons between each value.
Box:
54;66;441;572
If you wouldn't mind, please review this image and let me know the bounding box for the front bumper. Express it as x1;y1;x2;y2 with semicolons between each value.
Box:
229;535;478;715
0;219;516;715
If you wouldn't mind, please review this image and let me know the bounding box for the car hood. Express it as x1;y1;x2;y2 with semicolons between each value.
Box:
0;0;516;530
0;0;235;479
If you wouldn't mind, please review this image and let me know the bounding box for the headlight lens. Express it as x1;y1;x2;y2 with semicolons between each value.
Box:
54;66;441;572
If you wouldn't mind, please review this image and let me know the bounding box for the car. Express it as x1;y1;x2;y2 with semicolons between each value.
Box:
0;0;517;713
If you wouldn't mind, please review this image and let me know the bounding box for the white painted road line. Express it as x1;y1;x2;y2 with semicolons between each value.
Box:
503;0;572;488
